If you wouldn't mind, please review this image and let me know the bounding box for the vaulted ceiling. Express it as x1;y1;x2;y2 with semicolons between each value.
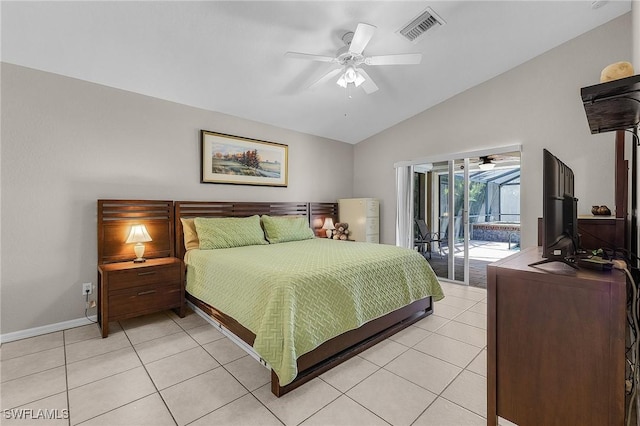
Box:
1;1;631;143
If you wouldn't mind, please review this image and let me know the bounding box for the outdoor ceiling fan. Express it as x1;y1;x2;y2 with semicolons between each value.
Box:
285;23;422;95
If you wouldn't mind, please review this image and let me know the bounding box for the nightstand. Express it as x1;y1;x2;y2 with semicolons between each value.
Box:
97;257;185;337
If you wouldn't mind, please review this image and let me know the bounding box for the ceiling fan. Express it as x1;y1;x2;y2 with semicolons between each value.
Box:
285;23;422;95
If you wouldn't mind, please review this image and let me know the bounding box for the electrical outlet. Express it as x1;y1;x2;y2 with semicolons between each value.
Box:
82;282;92;296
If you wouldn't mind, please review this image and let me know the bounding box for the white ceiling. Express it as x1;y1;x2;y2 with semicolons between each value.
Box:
1;1;631;144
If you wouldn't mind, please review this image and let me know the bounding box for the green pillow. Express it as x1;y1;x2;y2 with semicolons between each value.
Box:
261;215;315;244
194;215;268;249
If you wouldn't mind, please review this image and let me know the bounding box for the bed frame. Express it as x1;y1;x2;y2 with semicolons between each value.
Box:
174;200;434;396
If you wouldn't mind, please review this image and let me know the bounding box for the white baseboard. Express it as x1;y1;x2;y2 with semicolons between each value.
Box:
0;315;98;344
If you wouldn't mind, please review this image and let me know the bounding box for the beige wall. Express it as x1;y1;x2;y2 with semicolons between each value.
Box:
0;63;354;334
354;13;633;247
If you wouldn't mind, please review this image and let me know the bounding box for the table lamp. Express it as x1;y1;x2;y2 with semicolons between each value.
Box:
322;218;335;239
126;224;152;263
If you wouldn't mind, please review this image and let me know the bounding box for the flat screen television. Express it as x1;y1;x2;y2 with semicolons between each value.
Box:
530;149;580;268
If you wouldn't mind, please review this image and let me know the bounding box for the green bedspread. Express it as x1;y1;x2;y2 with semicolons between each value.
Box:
185;238;444;386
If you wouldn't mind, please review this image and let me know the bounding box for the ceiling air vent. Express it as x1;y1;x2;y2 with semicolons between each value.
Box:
398;7;446;43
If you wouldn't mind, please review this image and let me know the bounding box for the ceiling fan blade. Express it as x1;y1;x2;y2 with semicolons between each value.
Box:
285;52;336;62
349;23;376;55
308;68;343;90
365;53;423;66
355;68;378;94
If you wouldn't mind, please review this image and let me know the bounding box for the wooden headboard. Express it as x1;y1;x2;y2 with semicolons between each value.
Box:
98;199;174;264
174;201;337;260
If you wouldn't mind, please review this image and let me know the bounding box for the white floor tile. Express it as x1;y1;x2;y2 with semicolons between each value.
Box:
414;397;485;425
436;295;478;310
167;308;210;330
442;370;487;418
0;332;63;361
64;323;120;345
190;394;282;426
202;337;248;365
1;346;65;382
436;321;487;348
79;393;175;426
68;366;156;425
301;395;388;426
67;347;141;389
467;350;487;377
414;333;482;368
121;313;183;345
0;391;68;426
145;346;219;390
186;323;226;345
359;339;408;367
469;301;488;315
347;369;436;426
254;378;340;426
225;355;271;392
161;367;248;425
321;356;379;393
0;366;67;410
431;304;465;320
65;332;131;364
414;314;450;332
134;331;198;364
388;325;432;347
385;349;462;394
455;310;488;330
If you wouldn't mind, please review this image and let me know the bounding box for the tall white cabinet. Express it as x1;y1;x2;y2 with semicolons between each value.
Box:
338;198;379;243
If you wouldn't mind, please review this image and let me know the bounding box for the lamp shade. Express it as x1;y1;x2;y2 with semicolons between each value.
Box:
322;217;335;239
322;218;335;230
126;225;152;244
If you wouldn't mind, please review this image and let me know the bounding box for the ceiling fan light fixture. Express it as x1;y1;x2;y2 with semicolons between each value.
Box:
337;66;365;88
336;74;347;88
478;156;495;170
478;163;495;171
344;66;357;83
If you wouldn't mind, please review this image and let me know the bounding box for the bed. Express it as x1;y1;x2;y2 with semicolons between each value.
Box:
175;201;444;396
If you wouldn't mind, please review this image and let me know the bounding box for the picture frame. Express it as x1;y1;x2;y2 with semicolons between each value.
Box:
200;130;288;187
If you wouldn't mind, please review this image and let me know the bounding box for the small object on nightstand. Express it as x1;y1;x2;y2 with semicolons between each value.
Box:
322;217;335;239
126;224;152;263
333;222;351;240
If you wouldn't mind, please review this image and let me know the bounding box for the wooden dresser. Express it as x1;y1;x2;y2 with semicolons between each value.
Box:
487;247;626;426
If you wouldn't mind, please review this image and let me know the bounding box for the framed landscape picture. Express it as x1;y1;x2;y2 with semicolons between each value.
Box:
200;130;288;187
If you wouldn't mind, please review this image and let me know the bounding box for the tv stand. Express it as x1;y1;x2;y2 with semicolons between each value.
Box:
488;247;625;426
528;256;578;269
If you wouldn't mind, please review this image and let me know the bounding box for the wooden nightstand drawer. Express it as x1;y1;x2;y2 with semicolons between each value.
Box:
109;282;182;318
98;257;185;337
108;264;180;291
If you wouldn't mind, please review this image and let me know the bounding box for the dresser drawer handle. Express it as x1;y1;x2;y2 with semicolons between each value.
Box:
137;271;157;276
137;290;157;296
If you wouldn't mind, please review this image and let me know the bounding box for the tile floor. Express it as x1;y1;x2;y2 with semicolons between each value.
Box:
0;281;507;426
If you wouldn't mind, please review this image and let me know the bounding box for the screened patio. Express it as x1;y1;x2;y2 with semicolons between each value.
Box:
417;165;521;288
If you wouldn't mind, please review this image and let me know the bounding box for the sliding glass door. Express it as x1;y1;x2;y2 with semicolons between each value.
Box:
433;159;469;284
406;147;521;287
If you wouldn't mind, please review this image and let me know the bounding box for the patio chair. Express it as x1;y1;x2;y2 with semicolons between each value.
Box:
414;219;445;259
